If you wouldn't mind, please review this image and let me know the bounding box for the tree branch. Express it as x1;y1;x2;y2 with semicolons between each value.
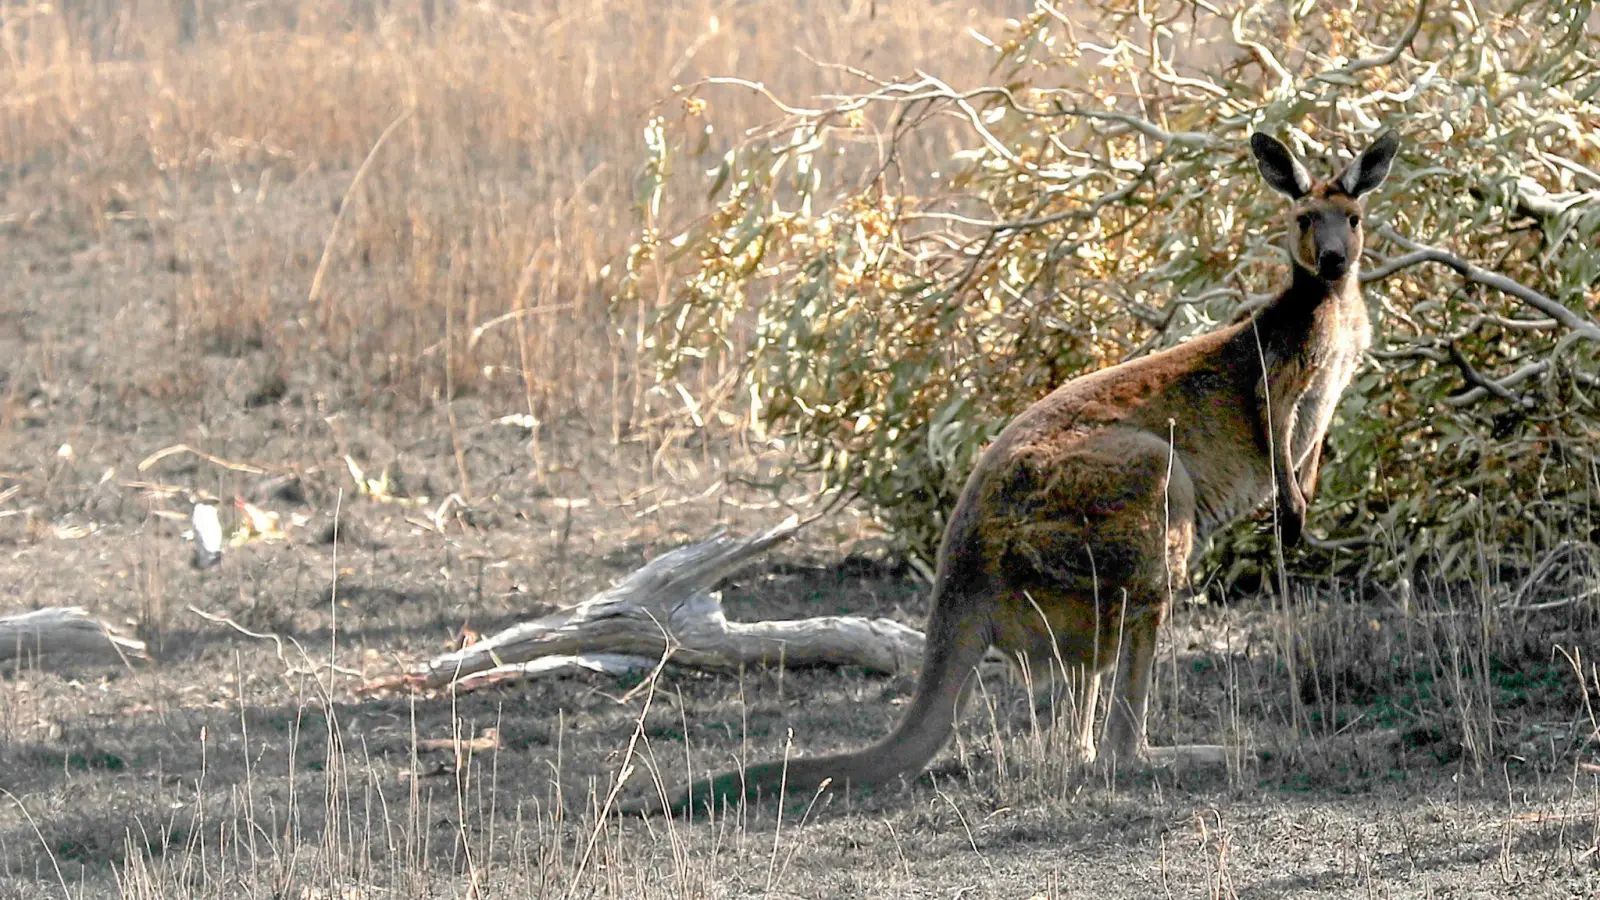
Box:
1442;358;1550;408
1230;8;1295;97
1366;227;1600;343
1473;177;1600;226
1313;0;1429;82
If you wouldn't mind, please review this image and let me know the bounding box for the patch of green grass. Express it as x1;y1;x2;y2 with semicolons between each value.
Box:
65;749;125;773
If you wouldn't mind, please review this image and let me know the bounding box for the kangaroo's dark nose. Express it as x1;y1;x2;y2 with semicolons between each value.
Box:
1318;250;1347;279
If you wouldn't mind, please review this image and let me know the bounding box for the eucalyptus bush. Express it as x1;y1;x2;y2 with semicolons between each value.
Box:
619;0;1600;593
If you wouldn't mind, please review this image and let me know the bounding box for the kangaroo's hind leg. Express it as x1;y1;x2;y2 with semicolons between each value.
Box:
992;594;1103;767
1042;429;1232;772
1101;595;1236;771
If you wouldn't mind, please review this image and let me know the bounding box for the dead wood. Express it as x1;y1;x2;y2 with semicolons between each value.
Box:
0;607;148;668
406;515;925;691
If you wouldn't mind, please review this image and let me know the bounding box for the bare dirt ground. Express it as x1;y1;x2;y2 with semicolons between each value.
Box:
2;202;1597;899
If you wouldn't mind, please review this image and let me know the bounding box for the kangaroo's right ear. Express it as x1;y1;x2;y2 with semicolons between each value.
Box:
1335;129;1400;198
1250;133;1313;200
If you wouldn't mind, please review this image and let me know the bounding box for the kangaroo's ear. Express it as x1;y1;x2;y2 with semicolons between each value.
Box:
1336;129;1400;198
1251;132;1313;200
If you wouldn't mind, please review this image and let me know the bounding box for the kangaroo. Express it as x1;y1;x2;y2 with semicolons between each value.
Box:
626;129;1399;817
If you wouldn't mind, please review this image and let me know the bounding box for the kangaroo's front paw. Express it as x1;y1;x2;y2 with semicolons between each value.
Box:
1278;490;1307;548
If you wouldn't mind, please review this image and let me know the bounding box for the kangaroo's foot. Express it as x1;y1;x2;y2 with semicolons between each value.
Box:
1143;743;1246;767
1095;742;1249;776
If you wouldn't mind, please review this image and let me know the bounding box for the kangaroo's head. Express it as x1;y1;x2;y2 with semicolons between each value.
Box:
1250;130;1399;284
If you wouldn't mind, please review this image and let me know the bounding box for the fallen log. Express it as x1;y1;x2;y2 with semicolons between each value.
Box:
405;515;926;692
0;607;148;668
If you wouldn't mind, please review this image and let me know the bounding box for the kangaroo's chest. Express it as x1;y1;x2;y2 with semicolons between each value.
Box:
1291;303;1371;464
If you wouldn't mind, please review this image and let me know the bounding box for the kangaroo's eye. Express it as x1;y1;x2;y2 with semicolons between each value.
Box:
1348;213;1362;228
1296;213;1313;230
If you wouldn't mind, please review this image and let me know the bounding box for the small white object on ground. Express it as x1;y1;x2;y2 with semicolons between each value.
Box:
192;502;223;570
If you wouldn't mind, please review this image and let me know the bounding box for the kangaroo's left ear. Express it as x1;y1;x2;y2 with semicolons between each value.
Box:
1251;132;1314;199
1336;130;1400;198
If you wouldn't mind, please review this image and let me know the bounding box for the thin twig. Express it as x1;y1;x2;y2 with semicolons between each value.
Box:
1049;107;1218;148
1;789;71;899
188;605;363;678
1503;541;1600;611
700;76;825;117
1231;8;1295;96
137;444;269;475
568;640;672;893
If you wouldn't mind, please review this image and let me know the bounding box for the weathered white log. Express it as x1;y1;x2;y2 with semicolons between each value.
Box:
452;653;659;691
0;607;148;667
410;515;927;690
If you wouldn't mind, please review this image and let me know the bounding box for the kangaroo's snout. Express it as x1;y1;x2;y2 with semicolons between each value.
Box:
1317;249;1347;280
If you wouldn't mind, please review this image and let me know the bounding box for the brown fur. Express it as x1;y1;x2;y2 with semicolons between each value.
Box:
626;130;1400;817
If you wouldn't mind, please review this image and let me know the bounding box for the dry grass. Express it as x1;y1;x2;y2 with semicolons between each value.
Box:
2;1;1599;898
1;0;1001;436
0;495;1597;898
17;560;1595;899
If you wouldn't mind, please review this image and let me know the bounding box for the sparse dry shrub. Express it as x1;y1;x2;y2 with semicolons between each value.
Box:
634;0;1600;589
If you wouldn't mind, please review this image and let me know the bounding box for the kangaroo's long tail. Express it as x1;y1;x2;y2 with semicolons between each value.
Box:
622;591;992;817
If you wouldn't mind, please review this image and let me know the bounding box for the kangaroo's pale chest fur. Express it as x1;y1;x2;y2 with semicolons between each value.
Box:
1290;292;1372;468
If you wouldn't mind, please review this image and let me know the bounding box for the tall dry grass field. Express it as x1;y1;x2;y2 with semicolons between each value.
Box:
2;0;1008;435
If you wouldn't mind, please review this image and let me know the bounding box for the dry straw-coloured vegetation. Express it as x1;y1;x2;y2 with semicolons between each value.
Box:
2;0;1600;898
2;0;990;433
